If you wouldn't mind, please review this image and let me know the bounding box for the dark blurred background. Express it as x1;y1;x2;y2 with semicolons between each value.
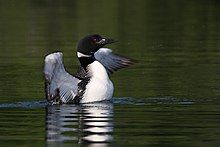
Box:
0;0;220;102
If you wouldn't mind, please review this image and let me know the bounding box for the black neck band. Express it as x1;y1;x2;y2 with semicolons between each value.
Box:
78;56;95;69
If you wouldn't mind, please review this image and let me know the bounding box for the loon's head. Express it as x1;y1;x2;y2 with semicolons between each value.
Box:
77;34;115;58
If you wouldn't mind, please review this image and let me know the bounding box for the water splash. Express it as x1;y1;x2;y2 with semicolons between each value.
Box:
0;100;48;108
114;97;194;105
0;97;194;109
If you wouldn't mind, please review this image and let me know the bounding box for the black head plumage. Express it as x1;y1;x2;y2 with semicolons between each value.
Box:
77;34;115;55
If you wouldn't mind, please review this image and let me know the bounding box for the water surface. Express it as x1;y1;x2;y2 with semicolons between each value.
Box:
0;0;220;146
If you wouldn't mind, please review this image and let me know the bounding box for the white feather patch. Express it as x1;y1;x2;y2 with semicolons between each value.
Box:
80;61;114;103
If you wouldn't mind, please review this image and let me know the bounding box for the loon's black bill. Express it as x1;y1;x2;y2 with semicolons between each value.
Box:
105;38;116;44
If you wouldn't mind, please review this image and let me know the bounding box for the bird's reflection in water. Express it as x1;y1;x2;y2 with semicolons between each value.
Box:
46;102;113;146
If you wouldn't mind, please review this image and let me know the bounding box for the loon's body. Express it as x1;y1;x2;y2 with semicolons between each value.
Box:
44;34;134;104
80;60;113;103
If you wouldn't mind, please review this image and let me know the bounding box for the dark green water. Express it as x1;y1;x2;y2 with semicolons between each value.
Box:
0;0;220;146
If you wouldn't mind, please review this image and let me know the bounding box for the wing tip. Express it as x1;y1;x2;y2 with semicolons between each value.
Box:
45;52;63;62
127;58;138;66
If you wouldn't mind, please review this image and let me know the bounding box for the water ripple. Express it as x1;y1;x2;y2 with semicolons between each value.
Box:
114;97;194;105
46;102;114;144
0;100;47;108
0;97;194;109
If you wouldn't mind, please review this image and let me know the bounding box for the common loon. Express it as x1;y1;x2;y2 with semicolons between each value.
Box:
43;34;134;104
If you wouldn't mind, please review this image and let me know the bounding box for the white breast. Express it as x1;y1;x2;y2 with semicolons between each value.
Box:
80;61;114;103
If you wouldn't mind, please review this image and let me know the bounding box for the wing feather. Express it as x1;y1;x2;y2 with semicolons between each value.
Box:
94;48;135;74
43;52;80;103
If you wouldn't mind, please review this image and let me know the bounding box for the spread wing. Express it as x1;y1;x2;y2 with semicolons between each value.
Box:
94;48;135;74
43;52;80;104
